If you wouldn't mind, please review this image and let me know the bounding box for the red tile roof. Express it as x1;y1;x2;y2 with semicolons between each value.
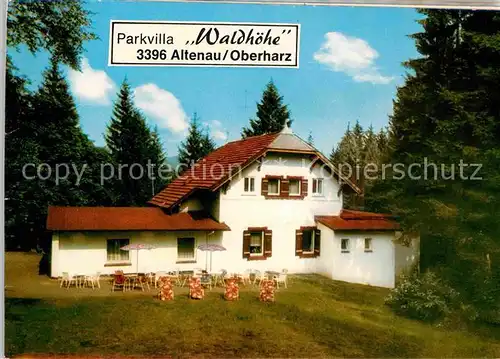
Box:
46;207;230;231
315;210;400;231
150;132;360;209
149;132;280;209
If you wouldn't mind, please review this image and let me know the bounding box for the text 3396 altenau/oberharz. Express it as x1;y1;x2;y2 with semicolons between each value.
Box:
109;21;300;68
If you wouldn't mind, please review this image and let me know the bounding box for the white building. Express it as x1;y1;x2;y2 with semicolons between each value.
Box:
47;126;419;288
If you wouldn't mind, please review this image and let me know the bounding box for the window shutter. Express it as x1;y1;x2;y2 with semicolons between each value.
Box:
281;178;289;197
314;229;321;257
302;178;308;197
243;231;251;258
264;229;272;257
261;178;268;196
295;229;303;257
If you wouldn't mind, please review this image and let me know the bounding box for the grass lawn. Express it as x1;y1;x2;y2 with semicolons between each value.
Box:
6;253;500;358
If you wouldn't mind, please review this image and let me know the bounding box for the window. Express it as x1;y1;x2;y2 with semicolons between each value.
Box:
341;238;350;253
364;238;373;252
289;179;301;196
302;229;315;253
250;232;264;255
268;178;280;195
312;178;324;195
244;177;255;193
177;237;195;261
107;239;130;262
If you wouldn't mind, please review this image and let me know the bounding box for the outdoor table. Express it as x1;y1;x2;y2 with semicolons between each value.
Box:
124;274;138;290
265;271;280;280
74;275;86;288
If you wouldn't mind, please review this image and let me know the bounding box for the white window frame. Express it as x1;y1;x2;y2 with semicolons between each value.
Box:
289;178;302;196
106;238;130;263
249;231;265;256
312;178;324;196
267;178;280;196
341;238;350;253
302;229;315;253
243;177;256;194
364;238;373;252
177;237;196;262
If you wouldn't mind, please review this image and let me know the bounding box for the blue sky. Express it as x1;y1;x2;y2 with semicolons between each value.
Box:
9;1;422;157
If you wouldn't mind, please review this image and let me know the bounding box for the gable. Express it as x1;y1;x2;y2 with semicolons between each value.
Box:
149;130;360;211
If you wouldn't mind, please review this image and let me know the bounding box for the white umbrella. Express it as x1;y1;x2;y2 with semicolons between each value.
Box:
120;243;156;274
197;244;226;272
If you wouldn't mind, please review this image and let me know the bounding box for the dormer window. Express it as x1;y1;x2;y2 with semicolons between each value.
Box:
244;177;255;193
267;178;280;195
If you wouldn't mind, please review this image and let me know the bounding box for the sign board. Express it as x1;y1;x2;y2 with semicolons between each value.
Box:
109;21;300;67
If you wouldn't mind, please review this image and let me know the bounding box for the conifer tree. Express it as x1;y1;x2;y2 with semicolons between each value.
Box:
242;80;292;137
366;9;500;319
105;79;166;205
178;114;216;169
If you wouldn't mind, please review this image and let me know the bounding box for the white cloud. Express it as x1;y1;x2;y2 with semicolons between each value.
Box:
133;83;189;133
202;119;228;141
68;58;116;105
212;129;228;141
211;120;222;127
313;32;394;85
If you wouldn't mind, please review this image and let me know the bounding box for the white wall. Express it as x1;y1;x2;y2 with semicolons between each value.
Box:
331;231;396;288
315;223;335;278
215;153;343;274
51;230;224;277
394;232;420;277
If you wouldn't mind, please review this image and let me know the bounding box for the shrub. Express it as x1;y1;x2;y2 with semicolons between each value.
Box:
385;271;459;322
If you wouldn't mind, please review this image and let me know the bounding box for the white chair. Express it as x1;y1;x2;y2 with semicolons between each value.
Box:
154;271;167;288
274;269;288;289
216;269;228;287
254;270;266;286
241;269;252;285
60;272;76;289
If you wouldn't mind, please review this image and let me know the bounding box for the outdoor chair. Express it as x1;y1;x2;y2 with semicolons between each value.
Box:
83;272;101;289
60;272;76;289
112;271;126;292
241;269;252;285
214;269;227;287
254;270;267;287
259;279;275;302
154;271;167;288
224;277;239;301
200;273;212;290
274;269;288;289
169;269;181;286
157;276;174;301
189;277;205;299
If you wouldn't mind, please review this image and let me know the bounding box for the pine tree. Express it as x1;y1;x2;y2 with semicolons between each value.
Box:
5;58;105;250
242;80;292;138
178;114;216;169
366;9;500;318
201;130;216;157
105;79;166;205
149;126;168;194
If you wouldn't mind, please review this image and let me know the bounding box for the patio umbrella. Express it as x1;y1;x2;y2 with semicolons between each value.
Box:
197;244;226;272
120;243;156;274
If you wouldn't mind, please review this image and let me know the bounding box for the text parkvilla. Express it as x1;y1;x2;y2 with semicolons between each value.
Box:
116;28;284;46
